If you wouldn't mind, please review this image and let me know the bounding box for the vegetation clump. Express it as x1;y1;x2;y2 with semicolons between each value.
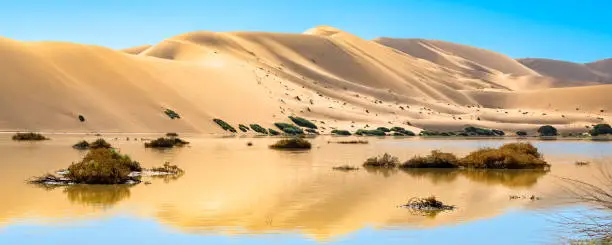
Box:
269;138;311;149
459;142;549;169
274;122;304;135
213;119;237;133
164;109;181;119
268;128;281;136
166;132;179;137
329;140;368;144
400;150;460;168
355;129;386;136
363;153;399;168
73;140;90;150
144;137;189;148
78;115;86;122
288;116;317;129
590;124;612;136
250;124;268;134
419;130;454;136
538;125;558;136
376;127;391;133
390;127;416;136
12;132;49;141
401;196;455;214
238;124;250;132
65;148;142;184
150;162;184;175
463;126;504;136
90;138;112;149
331;129;351;136
332;165;359;171
516;131;528;136
575;161;590;166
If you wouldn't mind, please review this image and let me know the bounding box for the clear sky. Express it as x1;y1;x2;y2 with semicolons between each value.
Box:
1;0;610;63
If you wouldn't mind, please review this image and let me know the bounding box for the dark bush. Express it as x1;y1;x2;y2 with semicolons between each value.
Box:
90;139;112;149
250;124;268;134
516;131;528;136
459;143;549;169
274;122;304;135
164;109;180;119
331;129;351;136
213;119;237;133
166;132;179;137
391;127;405;132
376;127;391;133
151;162;184;174
12;132;48;141
73;140;90;150
590;124;612;136
65;148;141;184
400;150;460;168
305;128;319;135
538;125;558;136
268;128;281;136
288;116;317;129
78;115;85;122
145;137;189;148
355;129;386;136
363;153;399;168
239;124;250;132
269;138;312;149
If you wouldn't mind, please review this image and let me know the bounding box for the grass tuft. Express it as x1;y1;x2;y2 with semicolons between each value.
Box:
400;150;460;168
269;138;312;149
363;153;399;168
144;137;189;148
12;132;48;141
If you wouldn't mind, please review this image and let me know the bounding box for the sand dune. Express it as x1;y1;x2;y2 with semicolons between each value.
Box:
121;44;152;55
519;58;612;84
0;27;609;134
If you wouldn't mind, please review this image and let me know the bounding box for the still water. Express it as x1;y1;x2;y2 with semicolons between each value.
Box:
0;135;610;244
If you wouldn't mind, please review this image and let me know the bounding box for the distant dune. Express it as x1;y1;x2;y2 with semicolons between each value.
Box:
519;58;612;84
0;26;609;134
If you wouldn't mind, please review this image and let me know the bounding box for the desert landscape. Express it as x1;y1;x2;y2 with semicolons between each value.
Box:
1;25;610;135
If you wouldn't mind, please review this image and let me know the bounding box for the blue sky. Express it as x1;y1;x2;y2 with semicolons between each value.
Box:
1;0;610;63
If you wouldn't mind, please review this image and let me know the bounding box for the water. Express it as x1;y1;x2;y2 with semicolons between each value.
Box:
0;135;610;244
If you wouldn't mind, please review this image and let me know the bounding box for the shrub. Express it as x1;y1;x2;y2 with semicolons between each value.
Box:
213;119;237;133
166;132;179;137
145;137;189;148
377;127;391;133
90;139;112;149
164;109;180;119
269;138;311;149
12;132;48;141
400;150;460;168
355;129;386;136
459;143;549;169
516;131;528;136
363;153;399;168
65;148;141;184
73;140;90;150
150;162;184;174
239;124;250;132
538;125;558;136
464;126;504;136
590;124;612;136
419;130;445;136
268;128;281;136
78;115;85;122
288;116;317;129
305;128;319;135
250;124;268;134
390;127;405;132
331;129;351;136
274;122;304;135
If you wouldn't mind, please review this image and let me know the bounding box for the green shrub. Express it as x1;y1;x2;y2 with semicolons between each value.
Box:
363;153;399;168
516;131;528;136
269;138;312;149
12;132;49;141
391;127;405;132
250;124;268;134
355;129;386;136
377;127;391;133
464;126;504;136
65;148;142;184
331;129;351;136
239;124;250;132
288;116;317;129
590;124;612;136
164;109;181;119
400;150;460;168
391;127;416;136
78;115;85;122
90;139;112;149
274;122;304;135
73;140;90;150
538;125;558;136
145;137;189;148
213;119;237;133
459;143;549;169
268;128;281;136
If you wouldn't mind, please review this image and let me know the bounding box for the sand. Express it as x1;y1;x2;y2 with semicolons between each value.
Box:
0;26;609;134
519;58;612;84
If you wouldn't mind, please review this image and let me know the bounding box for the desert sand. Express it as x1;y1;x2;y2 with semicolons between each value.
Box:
0;26;609;134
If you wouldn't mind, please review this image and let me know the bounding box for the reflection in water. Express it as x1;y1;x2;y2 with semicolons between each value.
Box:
401;169;549;188
1;135;611;241
64;185;132;208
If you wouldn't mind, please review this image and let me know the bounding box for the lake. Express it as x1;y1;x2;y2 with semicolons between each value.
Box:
0;135;610;244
